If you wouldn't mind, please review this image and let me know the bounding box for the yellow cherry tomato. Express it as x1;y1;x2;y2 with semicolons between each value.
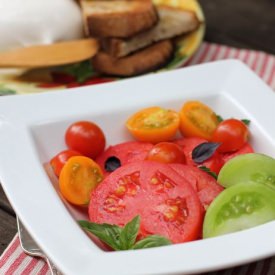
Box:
59;156;103;206
179;101;219;140
126;106;180;143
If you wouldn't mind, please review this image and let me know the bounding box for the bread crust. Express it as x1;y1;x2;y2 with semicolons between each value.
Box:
82;0;158;38
101;5;199;57
92;40;173;76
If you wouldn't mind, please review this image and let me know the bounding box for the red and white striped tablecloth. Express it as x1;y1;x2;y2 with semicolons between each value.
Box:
0;42;274;275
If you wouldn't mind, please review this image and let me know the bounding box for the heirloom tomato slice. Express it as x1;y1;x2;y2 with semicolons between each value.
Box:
89;161;203;244
126;106;180;143
170;164;223;210
203;182;275;238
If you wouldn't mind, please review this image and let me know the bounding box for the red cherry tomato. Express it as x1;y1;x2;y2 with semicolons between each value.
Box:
65;121;106;159
146;142;186;164
211;119;249;153
50;149;82;177
89;161;203;244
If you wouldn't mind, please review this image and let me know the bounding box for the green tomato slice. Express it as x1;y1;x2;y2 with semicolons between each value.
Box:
203;182;275;238
218;153;275;189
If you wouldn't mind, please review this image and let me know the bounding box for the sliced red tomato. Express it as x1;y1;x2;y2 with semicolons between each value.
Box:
89;161;203;244
146;142;186;164
221;142;254;163
174;137;224;174
50;149;82;177
126;106;180;143
169;164;224;210
96;141;154;176
211;119;249;153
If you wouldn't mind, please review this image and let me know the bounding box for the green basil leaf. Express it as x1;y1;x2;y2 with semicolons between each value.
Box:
132;235;171;250
241;119;250;126
198;165;218;180
120;216;140;250
192;142;221;164
215;114;223;123
79;220;122;250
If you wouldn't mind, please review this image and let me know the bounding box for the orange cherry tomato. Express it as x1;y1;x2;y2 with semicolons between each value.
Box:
50;149;82;177
179;101;219;140
146;142;186;164
59;156;103;206
126;106;180;143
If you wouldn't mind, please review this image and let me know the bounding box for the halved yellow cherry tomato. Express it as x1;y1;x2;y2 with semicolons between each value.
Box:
126;106;180;143
179;101;219;140
59;156;103;206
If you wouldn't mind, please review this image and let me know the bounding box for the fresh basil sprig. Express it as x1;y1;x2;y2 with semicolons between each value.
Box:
79;215;171;250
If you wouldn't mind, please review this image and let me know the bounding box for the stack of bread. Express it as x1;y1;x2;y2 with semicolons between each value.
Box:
80;0;200;76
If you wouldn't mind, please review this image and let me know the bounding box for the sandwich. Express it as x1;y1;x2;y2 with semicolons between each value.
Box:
80;0;200;77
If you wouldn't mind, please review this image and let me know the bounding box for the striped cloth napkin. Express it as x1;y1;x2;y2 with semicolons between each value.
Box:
0;42;274;275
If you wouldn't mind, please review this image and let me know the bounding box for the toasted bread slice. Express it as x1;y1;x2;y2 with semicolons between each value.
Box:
81;0;158;38
101;5;199;57
92;40;173;76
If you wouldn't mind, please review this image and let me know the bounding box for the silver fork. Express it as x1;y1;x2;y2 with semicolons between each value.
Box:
17;216;61;275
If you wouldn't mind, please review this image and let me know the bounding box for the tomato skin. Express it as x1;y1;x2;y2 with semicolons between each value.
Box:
126;106;180;143
59;156;103;205
174;137;224;174
146;142;186;164
65;121;106;159
89;161;203;243
50;149;82;177
211;119;249;153
179;101;219;140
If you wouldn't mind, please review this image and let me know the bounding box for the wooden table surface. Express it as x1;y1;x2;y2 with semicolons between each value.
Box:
0;0;275;256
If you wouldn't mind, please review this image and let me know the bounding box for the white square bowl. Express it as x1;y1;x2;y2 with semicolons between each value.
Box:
0;60;275;275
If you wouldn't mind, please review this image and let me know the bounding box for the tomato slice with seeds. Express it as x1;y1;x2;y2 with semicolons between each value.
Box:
170;163;224;210
89;161;203;243
126;106;180;143
179;101;219;140
59;156;103;206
